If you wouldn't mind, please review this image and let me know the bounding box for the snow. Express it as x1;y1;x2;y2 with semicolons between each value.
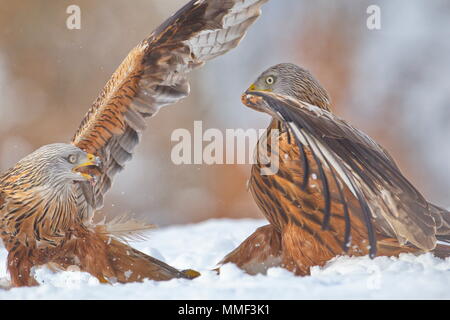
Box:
0;218;449;299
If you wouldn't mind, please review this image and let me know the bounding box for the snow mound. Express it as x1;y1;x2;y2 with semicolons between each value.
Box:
0;219;449;299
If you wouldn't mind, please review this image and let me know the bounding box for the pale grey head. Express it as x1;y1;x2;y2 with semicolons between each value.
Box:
9;143;100;187
248;63;331;110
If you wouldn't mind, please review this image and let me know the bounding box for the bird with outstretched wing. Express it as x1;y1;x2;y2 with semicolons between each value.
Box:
0;0;268;287
219;63;450;276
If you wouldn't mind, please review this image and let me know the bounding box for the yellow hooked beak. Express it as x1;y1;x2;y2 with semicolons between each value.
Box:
246;83;271;93
72;153;101;181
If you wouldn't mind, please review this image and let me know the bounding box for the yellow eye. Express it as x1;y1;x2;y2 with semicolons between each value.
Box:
68;154;77;164
265;76;275;85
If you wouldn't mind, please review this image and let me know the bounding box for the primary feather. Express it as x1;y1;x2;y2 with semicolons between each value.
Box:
72;0;268;212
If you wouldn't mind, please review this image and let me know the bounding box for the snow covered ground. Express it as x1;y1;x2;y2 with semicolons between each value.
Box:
0;218;449;300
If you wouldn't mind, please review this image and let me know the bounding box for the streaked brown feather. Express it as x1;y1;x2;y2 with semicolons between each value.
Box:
221;88;450;276
219;224;284;275
101;237;196;282
249;120;373;273
0;191;4;209
94;214;155;242
245;91;439;252
72;0;268;211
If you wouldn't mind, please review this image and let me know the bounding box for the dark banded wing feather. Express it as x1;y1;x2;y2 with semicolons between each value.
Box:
250;119;370;256
71;0;268;210
243;91;438;254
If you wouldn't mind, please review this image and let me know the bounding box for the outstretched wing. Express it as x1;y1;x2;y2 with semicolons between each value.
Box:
71;0;268;210
243;91;437;256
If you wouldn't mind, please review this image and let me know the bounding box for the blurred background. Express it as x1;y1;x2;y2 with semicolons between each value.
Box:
0;0;449;226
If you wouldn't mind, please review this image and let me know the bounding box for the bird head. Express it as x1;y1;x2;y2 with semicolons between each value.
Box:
17;143;102;186
244;63;331;111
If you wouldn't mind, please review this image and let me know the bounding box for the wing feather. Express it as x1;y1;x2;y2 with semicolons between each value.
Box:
71;0;268;211
293;127;332;230
244;91;437;252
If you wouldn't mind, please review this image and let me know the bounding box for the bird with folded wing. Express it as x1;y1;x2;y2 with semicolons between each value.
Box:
219;63;450;276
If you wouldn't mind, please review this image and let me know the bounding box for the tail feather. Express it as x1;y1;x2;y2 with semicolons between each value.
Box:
102;236;199;282
94;213;156;242
432;243;450;259
428;203;450;237
94;215;200;282
49;225;200;283
437;235;450;245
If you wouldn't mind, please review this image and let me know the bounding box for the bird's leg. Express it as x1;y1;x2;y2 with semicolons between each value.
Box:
7;245;39;287
217;224;284;275
100;236;197;282
50;227;197;284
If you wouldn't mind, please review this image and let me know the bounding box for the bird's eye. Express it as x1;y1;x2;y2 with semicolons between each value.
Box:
67;154;77;164
265;76;275;85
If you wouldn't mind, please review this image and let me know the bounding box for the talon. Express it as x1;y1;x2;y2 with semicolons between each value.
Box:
97;275;110;284
181;269;201;279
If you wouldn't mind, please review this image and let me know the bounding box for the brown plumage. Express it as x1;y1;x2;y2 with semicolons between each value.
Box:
72;0;268;211
0;0;267;287
220;63;450;276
